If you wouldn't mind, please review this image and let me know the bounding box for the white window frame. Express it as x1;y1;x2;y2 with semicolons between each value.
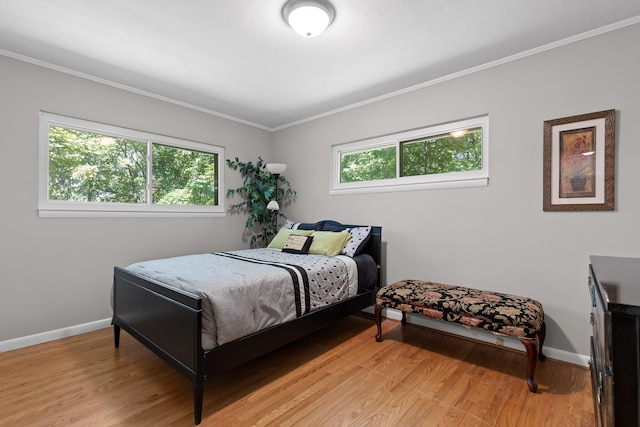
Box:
38;112;225;217
330;116;489;195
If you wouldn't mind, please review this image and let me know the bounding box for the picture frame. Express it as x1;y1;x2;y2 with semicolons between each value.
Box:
543;109;615;211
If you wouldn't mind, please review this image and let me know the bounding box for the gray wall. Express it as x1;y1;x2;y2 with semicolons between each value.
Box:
273;23;640;358
0;54;272;341
2;22;638;362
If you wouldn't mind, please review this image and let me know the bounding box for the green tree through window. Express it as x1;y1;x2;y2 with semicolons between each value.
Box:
40;112;224;216
48;126;147;203
331;116;488;194
340;145;395;183
152;144;218;206
400;127;482;177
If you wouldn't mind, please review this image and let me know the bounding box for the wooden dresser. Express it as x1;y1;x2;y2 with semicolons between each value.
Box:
589;256;640;427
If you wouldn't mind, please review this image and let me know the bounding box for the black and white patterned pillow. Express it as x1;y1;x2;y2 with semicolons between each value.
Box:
341;226;372;257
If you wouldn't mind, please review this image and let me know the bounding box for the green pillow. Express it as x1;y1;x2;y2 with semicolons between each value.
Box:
309;231;351;257
268;227;313;249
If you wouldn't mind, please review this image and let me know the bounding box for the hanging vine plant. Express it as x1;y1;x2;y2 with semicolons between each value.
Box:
226;156;295;247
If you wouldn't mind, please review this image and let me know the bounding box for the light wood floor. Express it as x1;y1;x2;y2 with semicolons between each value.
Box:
0;314;594;426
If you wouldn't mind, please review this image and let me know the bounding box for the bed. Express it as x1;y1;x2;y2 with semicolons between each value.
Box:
112;220;382;424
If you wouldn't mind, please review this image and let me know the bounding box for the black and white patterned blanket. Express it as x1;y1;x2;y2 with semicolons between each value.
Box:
125;249;357;349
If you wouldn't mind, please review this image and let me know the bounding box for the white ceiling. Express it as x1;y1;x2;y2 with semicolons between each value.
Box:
1;1;639;130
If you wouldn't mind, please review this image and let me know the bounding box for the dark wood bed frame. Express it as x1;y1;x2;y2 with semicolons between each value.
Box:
112;223;382;425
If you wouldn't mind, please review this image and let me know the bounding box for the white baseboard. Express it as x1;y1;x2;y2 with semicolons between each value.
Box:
364;307;590;368
0;318;112;353
2;310;592;368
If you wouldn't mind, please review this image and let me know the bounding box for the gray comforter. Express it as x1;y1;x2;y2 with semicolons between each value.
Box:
125;248;358;350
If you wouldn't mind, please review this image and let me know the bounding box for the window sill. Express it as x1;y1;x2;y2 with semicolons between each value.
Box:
330;177;488;196
37;209;227;218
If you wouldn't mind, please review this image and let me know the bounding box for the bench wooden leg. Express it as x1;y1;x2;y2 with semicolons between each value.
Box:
538;321;547;361
375;305;383;342
375;307;409;341
519;337;540;393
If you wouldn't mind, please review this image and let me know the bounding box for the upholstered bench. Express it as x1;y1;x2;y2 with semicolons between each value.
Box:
374;279;546;392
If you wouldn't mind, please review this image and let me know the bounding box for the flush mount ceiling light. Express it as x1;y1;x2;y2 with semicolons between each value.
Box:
282;0;335;38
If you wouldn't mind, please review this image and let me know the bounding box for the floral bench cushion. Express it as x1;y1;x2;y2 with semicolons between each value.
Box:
376;279;544;339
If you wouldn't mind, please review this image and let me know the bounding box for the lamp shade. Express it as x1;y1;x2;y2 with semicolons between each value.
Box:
267;200;280;211
282;0;335;38
266;163;287;175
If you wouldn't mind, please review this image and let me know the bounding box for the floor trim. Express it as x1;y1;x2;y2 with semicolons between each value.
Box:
0;318;112;353
1;310;591;368
366;307;590;367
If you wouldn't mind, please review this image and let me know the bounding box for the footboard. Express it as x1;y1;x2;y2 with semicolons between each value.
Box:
112;267;206;422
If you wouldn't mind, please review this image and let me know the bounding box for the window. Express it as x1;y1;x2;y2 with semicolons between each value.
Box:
39;112;225;217
331;116;489;194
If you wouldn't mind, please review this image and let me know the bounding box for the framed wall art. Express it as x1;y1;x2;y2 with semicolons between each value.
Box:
543;109;615;211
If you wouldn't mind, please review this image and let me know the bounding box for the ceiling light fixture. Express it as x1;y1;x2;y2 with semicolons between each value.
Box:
282;0;335;38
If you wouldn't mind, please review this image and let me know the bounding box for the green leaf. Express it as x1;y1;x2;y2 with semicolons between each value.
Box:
226;156;295;247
